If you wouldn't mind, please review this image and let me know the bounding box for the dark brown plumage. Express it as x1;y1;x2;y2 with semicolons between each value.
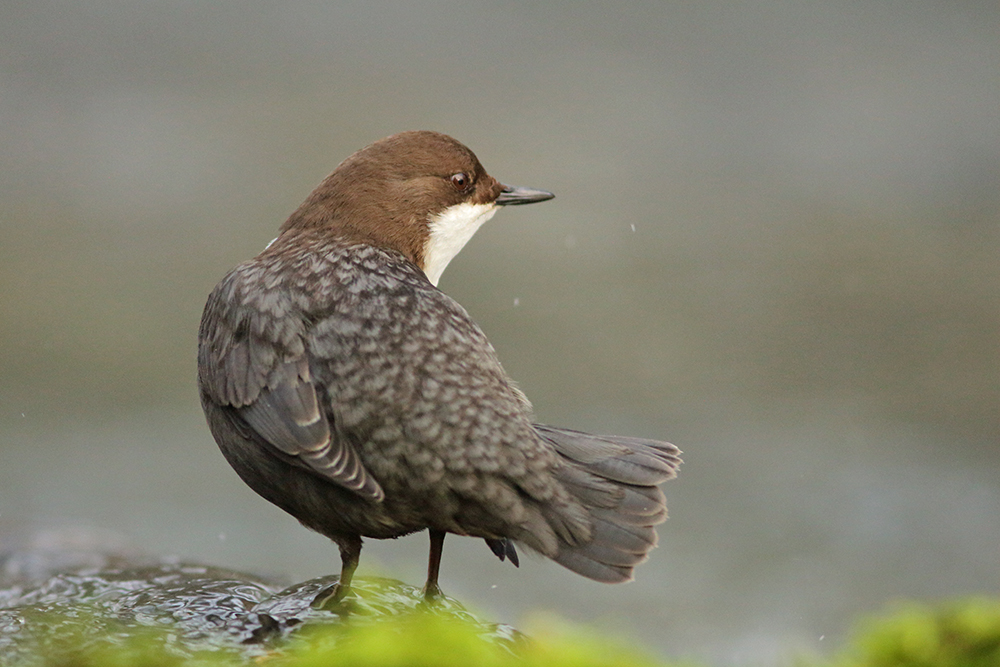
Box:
197;131;680;603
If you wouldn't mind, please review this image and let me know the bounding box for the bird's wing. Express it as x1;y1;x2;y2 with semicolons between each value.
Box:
197;265;384;502
237;358;383;500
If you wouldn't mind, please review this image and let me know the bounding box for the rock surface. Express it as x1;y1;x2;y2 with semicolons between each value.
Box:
0;526;518;662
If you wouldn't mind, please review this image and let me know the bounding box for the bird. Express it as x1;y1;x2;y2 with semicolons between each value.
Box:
197;130;681;604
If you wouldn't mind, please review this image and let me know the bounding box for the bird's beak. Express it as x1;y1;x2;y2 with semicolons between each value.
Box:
495;184;555;206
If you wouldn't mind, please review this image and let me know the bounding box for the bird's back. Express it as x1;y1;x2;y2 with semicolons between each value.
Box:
198;233;586;543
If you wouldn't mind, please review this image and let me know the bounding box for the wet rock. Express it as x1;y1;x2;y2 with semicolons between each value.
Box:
0;556;518;662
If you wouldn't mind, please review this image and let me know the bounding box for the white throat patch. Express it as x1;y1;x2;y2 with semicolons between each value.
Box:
422;202;498;286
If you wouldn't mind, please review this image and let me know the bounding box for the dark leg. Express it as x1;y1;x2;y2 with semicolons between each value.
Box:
422;529;446;601
336;537;362;592
312;536;362;609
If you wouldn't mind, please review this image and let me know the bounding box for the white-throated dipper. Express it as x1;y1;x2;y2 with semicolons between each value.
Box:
198;131;680;604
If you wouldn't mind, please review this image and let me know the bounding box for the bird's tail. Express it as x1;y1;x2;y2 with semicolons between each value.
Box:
532;424;681;583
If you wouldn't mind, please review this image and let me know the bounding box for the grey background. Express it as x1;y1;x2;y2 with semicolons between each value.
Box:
2;2;998;665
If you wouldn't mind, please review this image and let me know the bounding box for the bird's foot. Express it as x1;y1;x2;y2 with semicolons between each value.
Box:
420;581;444;605
311;582;352;610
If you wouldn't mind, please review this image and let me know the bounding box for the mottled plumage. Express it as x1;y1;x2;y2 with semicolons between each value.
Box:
197;131;680;602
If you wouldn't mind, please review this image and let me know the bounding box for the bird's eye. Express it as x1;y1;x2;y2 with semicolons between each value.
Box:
450;172;471;191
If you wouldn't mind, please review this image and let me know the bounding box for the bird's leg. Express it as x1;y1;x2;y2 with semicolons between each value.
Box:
422;529;446;601
311;536;362;609
336;537;362;594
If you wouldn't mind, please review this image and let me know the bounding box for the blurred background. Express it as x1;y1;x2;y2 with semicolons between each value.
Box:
1;1;998;664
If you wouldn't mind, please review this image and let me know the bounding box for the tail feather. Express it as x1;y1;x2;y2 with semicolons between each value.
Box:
599;504;668;527
616;485;667;517
564;541;649;568
588;510;658;553
535;425;681;485
551;549;633;583
541;501;592;547
529;424;681;583
553;464;621;509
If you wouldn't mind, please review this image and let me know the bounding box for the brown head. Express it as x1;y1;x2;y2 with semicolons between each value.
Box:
277;130;553;285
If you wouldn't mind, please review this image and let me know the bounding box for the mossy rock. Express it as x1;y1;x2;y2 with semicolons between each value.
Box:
4;556;1000;666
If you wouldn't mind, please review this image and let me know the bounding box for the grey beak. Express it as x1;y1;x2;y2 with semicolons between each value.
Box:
495;184;555;206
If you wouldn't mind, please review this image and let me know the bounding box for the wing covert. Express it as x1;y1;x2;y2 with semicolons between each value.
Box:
198;269;384;502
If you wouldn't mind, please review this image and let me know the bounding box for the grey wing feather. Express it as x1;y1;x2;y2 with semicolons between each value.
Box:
199;274;383;502
236;359;384;502
238;359;325;455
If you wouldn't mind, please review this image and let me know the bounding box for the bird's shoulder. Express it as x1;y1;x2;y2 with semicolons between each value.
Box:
197;234;501;405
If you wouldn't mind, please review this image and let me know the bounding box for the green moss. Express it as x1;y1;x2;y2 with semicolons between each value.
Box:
9;612;236;667
280;611;671;667
7;597;1000;666
828;598;1000;667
